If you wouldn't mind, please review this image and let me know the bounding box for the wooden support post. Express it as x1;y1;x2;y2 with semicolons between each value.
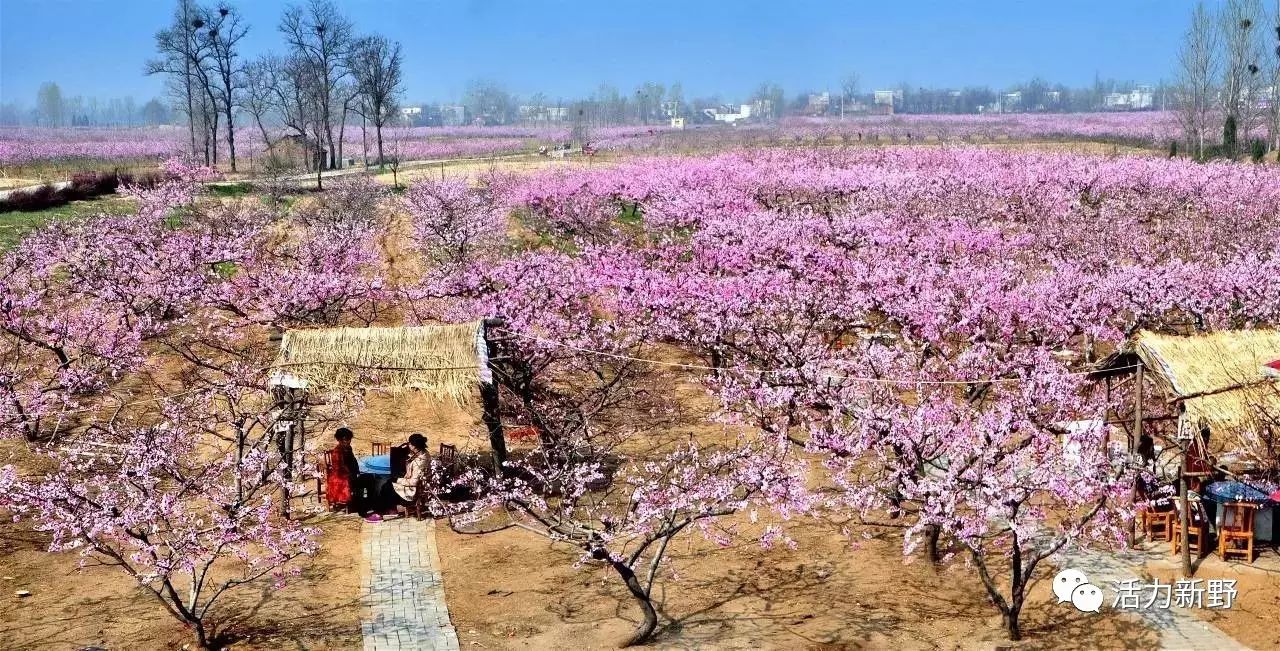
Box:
1129;366;1142;547
1178;412;1193;577
481;317;508;474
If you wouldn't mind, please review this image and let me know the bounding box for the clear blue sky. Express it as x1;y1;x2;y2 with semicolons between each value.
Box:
0;0;1198;105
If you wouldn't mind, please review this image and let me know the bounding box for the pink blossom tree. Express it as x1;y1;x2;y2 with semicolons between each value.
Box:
0;390;321;649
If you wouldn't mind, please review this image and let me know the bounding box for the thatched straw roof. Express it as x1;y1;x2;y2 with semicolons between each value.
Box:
270;323;486;400
1100;329;1280;455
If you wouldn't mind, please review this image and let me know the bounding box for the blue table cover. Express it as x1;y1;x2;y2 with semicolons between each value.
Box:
1203;481;1274;504
359;453;392;475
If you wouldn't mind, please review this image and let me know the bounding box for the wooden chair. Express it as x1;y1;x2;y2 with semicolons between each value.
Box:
409;472;433;520
1140;501;1176;542
1218;502;1257;563
389;443;410;479
1171;498;1210;557
437;443;458;481
371;441;391;456
315;451;327;501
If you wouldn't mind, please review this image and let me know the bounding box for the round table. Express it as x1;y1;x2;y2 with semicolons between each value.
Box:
1201;480;1277;543
358;454;393;506
359;453;392;476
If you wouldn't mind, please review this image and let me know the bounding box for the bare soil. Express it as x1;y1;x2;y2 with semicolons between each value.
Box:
1140;544;1280;651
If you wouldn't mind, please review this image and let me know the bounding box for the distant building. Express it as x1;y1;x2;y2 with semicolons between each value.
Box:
873;90;902;106
805;92;831;116
703;104;754;124
399;106;422;121
440;104;467;127
518;105;568;123
670;117;686;129
1104;86;1154;110
873;90;901;115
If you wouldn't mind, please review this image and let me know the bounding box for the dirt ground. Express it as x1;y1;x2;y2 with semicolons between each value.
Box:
1139;543;1280;651
436;515;1165;651
0;509;364;650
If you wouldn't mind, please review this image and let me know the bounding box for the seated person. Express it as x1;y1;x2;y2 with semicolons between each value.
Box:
325;428;361;513
364;433;431;522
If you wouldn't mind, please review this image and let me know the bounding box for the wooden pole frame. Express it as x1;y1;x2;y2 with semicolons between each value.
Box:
480;317;508;474
1130;365;1143;547
1177;409;1193;576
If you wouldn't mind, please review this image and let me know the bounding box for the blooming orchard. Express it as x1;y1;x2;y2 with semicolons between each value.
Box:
0;158;383;647
2;145;1280;646
414;147;1280;641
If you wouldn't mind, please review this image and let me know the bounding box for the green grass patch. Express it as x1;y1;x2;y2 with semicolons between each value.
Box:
212;261;239;279
0;197;134;248
207;182;255;198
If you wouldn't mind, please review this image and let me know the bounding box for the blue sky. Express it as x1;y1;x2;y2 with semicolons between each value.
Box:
0;0;1198;105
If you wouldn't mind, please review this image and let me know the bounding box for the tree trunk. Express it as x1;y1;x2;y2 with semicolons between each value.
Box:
325;122;337;170
1004;606;1022;641
338;109;348;169
924;524;941;563
225;104;237;172
376;124;385;169
193;619;213;650
361;113;368;168
610;560;658;647
185;76;197;158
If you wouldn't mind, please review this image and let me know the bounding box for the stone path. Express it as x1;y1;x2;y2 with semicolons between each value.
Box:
361;516;460;651
1056;546;1250;651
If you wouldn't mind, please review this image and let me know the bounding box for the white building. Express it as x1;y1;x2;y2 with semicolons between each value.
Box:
703;104;754;124
1104;86;1155;110
873;90;901;106
806;92;831;115
440;104;467;127
518;105;568;123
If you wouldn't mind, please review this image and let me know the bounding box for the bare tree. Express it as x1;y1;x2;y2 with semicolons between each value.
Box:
279;0;355;170
1268;1;1280;151
1177;1;1220;158
201;4;248;172
242;57;279;152
349;35;403;167
146;0;209;161
1220;0;1266;153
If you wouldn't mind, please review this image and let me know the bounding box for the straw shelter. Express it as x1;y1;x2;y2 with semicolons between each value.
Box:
1093;329;1280;466
269;320;510;468
270;323;488;401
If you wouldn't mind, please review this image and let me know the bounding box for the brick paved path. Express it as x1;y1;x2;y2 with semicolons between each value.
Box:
1056;546;1250;651
361;517;460;651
